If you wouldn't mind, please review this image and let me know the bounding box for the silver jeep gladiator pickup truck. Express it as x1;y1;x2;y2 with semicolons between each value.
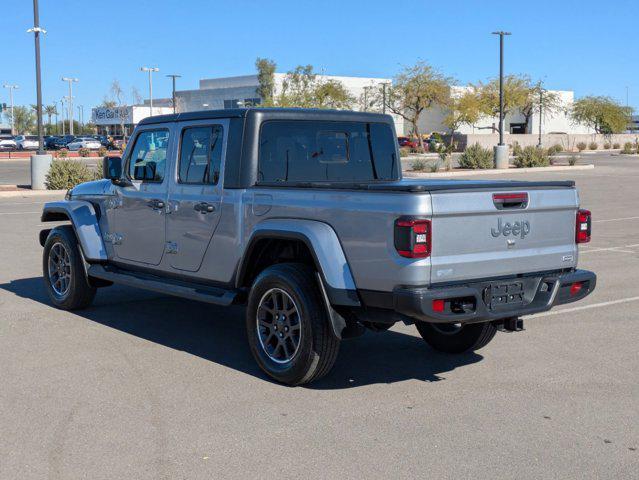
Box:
40;108;596;385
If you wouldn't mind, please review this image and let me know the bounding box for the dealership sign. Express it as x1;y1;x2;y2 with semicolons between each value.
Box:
92;107;132;125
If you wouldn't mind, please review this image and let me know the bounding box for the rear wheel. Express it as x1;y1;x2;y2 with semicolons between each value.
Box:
43;226;96;310
415;321;497;353
246;263;340;386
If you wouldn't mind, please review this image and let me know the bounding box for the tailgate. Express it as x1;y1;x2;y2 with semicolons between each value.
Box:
429;187;578;283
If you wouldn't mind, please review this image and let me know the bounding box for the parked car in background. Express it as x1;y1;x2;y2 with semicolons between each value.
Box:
67;137;102;151
93;135;109;147
15;135;39;150
50;135;76;150
44;136;59;150
0;134;17;151
108;135;127;150
397;136;418;149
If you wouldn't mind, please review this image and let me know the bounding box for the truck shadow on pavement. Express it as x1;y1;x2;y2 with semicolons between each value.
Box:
2;277;483;389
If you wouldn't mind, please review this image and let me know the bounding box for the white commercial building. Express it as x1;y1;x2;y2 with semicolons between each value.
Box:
175;73;405;133
91;104;173;135
416;85;593;137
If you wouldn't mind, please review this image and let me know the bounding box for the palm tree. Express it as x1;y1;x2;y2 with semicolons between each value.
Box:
44;104;57;134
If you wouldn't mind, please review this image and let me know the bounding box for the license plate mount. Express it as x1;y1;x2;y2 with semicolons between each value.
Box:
487;281;524;310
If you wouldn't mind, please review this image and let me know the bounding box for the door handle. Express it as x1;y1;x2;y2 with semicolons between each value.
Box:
194;202;216;213
147;199;165;210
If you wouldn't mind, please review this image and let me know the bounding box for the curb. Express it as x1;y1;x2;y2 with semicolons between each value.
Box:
404;164;594;177
0;188;66;198
0;156;103;162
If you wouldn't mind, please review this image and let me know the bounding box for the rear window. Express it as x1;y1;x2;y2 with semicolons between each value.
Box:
258;121;398;183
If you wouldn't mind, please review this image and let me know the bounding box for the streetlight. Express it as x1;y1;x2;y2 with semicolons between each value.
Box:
77;105;83;130
166;74;181;114
61;77;78;135
3;84;19;135
537;81;544;148
491;30;511;169
381;82;391;114
60;97;66;135
140;66;159;117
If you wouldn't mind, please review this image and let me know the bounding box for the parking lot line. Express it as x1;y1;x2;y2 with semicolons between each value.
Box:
580;243;639;254
593;216;639;223
0;211;42;215
531;295;639;318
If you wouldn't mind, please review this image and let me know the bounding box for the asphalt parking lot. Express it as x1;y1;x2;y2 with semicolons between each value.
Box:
0;154;637;479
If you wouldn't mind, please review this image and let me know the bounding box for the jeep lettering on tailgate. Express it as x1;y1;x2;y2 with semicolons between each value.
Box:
491;218;530;239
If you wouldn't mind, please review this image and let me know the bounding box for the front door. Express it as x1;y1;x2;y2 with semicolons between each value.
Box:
165;121;227;272
113;127;172;266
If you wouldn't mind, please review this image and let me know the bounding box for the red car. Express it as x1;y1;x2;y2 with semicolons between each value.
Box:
397;136;419;149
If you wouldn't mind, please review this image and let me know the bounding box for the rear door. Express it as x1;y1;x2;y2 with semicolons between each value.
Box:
429;187;579;284
165;119;228;272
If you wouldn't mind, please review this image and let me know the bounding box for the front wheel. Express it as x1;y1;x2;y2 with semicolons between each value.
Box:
246;263;340;386
415;321;497;354
43;226;96;310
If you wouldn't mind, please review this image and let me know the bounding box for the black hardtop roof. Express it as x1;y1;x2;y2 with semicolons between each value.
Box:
137;107;394;126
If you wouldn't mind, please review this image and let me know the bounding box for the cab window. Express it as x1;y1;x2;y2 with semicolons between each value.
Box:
178;125;224;184
128;129;170;182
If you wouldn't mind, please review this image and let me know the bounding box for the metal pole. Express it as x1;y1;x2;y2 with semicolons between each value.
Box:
166;74;181;114
492;31;511;146
382;83;387;114
30;0;45;153
53;100;58;134
3;85;18;135
538;84;543;147
498;34;504;145
149;70;153;116
61;98;65;135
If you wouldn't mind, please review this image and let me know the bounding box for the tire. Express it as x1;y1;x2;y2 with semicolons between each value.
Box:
415;321;497;354
246;263;340;386
43;226;96;310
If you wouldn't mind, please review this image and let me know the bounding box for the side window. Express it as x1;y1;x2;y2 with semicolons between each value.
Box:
178;125;224;184
128;129;169;182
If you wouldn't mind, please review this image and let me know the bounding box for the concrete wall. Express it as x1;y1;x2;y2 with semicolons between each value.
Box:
454;133;639;151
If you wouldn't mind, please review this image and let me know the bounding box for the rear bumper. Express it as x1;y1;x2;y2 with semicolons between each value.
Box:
389;269;596;324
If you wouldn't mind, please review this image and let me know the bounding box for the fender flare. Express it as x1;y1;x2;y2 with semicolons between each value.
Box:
40;200;107;261
238;219;360;308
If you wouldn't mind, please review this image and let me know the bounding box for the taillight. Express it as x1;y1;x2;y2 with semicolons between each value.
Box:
395;218;431;258
576;209;591;244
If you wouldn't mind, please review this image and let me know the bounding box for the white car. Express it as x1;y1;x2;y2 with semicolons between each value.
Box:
15;135;39;150
0;134;17;151
67;137;102;151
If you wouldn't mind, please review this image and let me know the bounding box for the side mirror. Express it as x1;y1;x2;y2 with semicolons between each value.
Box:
103;155;123;180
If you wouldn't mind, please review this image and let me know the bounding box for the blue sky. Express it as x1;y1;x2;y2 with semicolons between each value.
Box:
2;0;637;114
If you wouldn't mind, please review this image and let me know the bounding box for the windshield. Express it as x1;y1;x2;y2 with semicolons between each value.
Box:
258;120;398;183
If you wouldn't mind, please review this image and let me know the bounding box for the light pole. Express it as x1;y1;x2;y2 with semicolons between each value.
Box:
28;0;50;189
166;74;181;114
60;97;66;135
363;86;372;111
53;100;58;134
3;84;19;135
77;105;83;130
537;82;544;148
381;82;391;114
61;77;78;135
141;67;159;117
491;31;511;168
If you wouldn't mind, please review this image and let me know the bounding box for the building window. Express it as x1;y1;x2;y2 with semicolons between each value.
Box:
244;98;261;107
224;99;239;109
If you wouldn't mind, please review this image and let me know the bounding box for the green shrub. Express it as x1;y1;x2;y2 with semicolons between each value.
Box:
45;159;100;190
411;159;426;171
429;162;439;173
57;148;69;158
576;142;587;152
511;141;522;156
621;142;635;154
458;143;493;169
399;147;410;158
568;155;579;166
513;146;550;168
603;142;611;150
613;142;620;149
588;142;598;150
98;146;108;157
78;147;91;157
548;144;563;156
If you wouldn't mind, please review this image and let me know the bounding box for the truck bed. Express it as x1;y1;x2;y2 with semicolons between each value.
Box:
256;178;575;192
